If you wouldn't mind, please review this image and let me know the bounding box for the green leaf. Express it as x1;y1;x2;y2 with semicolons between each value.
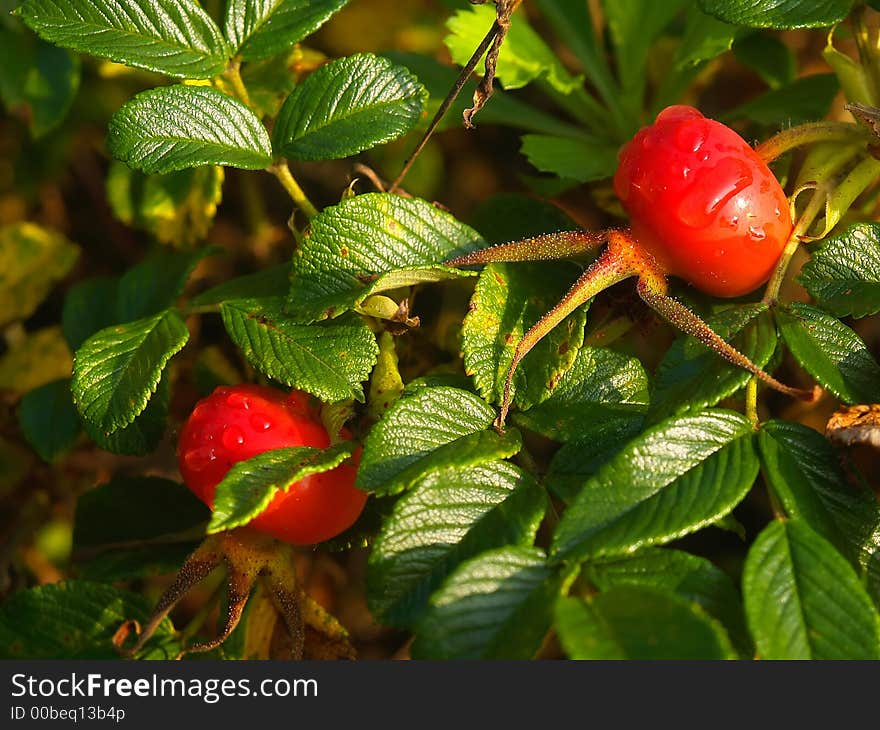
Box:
367;461;546;627
758;420;880;579
552;410;759;561
586;548;751;656
0;27;80;137
604;0;688;95
412;546;565;659
0;222;79;328
743;520;880;659
62;277;121;351
722;73;839;126
445;4;584;95
798;223;880;318
73;476;208;554
106;162;224;247
776;302;880;404
82;364;171;458
107;85;273;174
674;6;739;69
520;135;619;183
208;442;357;533
555;588;735;659
470;193;577;246
225;0;349;60
648;304;776;421
0;326;71;394
0;581;179;659
461;261;587;411
273;53;426;161
287;193;484;322
544;415;646;501
357;386;521;496
191;263;291;307
513;346;649;442
72;309;189;434
220;297;378;403
733;32;796;89
698;0;853;29
18;378;81;463
16;0;229;78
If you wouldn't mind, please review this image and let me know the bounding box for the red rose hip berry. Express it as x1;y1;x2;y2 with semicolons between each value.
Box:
178;384;366;545
614;105;791;297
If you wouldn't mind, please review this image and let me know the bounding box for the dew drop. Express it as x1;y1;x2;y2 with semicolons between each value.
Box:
676;157;753;229
226;391;251;409
184;447;216;472
674;121;707;153
748;225;766;241
249;413;273;431
222;425;246;449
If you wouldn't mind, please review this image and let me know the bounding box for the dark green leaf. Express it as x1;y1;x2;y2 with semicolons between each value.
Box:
544;415;646;501
18;378;81;462
287;193;484;322
648;304;776;421
83;372;171;456
733;32;796;88
743;520;880;659
367;461;546;627
16;0;229;78
108;85;273;174
273;53;426;160
191;263;291;307
555;588;735;659
552;410;759;561
461;261;588;411
513;345;649;442
117;248;217;322
0;27;80;137
0;581;179;659
798;223;880;318
225;0;349;60
412;546;565;659
758;420;880;579
357;386;521;496
72;309;189;434
722;73;839;126
208;443;357;533
699;0;853;28
776;302;880;404
520;135;619;182
469;193;577;246
220;297;378;403
586;548;751;656
62;276;120;351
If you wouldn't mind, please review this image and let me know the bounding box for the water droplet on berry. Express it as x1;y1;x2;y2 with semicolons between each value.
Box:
674;121;706;153
249;414;273;431
184;447;216;471
222;425;246;449
226;391;251;409
748;225;766;241
676;157;753;229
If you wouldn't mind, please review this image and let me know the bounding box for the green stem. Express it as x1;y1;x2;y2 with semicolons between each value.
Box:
755;122;867;163
745;376;759;428
224;59;252;108
762;189;826;306
270;162;319;220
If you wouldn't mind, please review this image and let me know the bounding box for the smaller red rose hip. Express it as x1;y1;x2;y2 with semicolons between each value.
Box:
178;384;366;545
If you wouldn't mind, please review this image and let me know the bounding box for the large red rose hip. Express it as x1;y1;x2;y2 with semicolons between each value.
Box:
178;384;366;545
613;105;791;297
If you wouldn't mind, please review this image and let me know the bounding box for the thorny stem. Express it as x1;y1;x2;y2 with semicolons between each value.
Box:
762;189;826;306
755;122;867;163
270;162;319;220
